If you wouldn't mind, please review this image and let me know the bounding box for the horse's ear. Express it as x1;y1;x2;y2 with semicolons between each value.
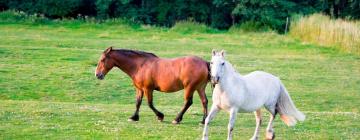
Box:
212;49;216;56
104;46;113;54
220;50;226;57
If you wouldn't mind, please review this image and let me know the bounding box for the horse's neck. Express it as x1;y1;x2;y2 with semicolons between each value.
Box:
219;61;246;93
224;61;243;79
112;53;145;78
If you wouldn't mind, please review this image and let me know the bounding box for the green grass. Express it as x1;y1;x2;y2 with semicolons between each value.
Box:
0;12;360;139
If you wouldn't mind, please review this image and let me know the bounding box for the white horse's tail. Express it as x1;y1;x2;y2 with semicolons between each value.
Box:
277;82;305;126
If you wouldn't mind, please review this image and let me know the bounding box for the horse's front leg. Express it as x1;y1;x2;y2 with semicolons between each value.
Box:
172;87;195;124
128;88;143;121
227;108;238;140
144;89;164;121
202;104;220;140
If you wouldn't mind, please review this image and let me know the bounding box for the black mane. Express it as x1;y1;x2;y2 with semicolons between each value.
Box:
114;49;158;58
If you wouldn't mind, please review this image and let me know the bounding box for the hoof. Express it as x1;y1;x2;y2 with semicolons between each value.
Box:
128;118;139;122
266;132;275;140
158;117;164;122
157;113;164;122
172;120;180;124
128;115;139;122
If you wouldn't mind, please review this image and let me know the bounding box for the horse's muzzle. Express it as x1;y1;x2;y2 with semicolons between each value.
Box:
211;76;219;84
95;73;104;80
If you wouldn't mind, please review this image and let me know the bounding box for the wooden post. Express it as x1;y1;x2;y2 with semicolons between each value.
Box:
285;17;289;34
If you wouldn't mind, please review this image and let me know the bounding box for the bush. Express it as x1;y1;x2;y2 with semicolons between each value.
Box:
170;20;218;34
0;10;50;24
229;21;271;33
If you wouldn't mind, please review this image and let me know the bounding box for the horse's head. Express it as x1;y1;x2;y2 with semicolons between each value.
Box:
95;47;116;80
210;49;226;84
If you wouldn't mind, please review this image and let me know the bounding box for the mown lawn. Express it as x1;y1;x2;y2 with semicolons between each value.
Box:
0;21;359;139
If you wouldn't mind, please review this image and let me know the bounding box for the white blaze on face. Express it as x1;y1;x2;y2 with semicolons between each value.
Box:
210;50;226;83
95;54;107;80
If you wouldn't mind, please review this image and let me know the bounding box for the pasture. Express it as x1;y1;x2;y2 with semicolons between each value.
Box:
0;20;359;139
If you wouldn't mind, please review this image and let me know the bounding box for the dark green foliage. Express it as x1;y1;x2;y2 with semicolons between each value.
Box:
210;0;234;29
0;0;359;31
4;0;84;18
38;0;83;17
0;0;8;11
320;0;360;19
232;0;290;31
349;0;360;19
231;0;322;32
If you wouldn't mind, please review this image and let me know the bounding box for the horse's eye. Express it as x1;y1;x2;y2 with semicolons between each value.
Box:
210;62;213;65
221;62;225;66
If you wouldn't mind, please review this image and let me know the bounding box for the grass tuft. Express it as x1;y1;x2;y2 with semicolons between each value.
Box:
290;14;360;54
170;20;219;34
0;10;140;30
0;10;50;24
229;21;271;33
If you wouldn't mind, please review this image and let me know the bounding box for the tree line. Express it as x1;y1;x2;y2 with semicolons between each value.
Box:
0;0;359;32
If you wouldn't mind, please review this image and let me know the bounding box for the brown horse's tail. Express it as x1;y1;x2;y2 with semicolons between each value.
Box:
206;61;211;81
206;61;215;89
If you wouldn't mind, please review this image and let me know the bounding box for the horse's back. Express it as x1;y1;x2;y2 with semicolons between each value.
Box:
150;56;209;92
244;71;281;91
244;71;279;82
175;56;209;86
243;71;281;106
158;56;208;73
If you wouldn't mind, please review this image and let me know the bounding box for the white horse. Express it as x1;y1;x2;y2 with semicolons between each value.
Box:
202;50;305;140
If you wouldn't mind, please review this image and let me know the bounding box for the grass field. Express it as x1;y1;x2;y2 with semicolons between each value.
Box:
0;17;360;139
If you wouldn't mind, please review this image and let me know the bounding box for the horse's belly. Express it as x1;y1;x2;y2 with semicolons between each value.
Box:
215;91;264;113
219;102;263;113
156;79;184;92
237;104;262;113
217;100;254;113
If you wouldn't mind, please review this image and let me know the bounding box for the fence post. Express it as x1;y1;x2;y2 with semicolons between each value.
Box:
285;17;289;34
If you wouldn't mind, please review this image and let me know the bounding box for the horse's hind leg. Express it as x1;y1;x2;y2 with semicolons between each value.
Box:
128;88;143;121
250;109;262;140
172;87;195;124
144;89;164;121
265;106;277;140
197;86;208;124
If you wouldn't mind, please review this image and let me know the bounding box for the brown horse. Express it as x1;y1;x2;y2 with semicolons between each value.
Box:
95;47;210;124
